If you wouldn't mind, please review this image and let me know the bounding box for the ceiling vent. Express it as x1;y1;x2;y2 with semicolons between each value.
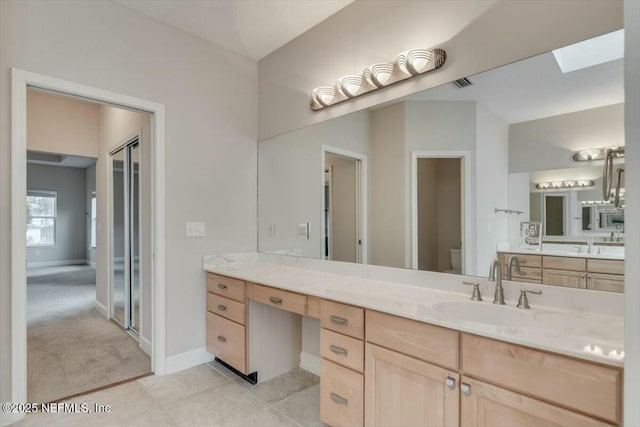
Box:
452;77;473;88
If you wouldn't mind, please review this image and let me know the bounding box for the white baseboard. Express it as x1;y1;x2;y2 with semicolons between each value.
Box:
300;351;321;375
140;336;152;357
27;259;88;268
95;300;109;318
165;347;215;375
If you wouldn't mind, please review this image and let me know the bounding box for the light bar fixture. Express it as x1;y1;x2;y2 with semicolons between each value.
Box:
572;146;624;162
310;48;446;111
535;180;595;190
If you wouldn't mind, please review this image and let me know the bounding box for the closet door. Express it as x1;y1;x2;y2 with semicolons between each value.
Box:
111;147;127;327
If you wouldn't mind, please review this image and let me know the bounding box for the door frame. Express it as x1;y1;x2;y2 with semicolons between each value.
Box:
410;151;471;273
11;69;167;414
321;145;367;264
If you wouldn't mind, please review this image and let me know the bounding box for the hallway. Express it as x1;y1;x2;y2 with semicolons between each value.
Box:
27;265;151;403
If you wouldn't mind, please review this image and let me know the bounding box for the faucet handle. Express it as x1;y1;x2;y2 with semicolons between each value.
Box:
517;289;542;309
462;281;483;302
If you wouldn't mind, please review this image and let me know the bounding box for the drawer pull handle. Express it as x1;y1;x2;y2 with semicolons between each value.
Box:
329;345;348;356
330;393;348;406
217;305;227;311
330;315;348;325
461;383;471;397
218;283;227;290
217;336;227;343
445;377;456;390
269;297;283;304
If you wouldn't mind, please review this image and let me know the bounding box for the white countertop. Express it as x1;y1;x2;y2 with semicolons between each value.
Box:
203;252;624;367
498;243;625;260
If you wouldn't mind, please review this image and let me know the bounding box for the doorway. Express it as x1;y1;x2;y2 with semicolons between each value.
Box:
411;151;471;273
322;147;367;263
11;69;167;414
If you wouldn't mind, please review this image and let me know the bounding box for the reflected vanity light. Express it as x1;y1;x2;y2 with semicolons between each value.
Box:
572;146;624;161
536;180;594;190
311;47;446;111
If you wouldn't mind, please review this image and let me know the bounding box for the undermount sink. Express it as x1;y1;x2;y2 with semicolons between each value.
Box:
431;300;536;327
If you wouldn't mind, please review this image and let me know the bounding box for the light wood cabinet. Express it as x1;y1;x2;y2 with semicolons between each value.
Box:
207;273;246;302
588;259;624;275
461;334;621;424
206;311;247;373
206;292;246;325
543;256;586;271
460;377;614;427
542;268;586;288
321;328;364;373
247;282;307;315
365;343;459;427
321;357;364;427
587;273;624;293
321;299;365;339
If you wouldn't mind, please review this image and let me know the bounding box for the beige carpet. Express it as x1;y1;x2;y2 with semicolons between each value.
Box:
28;265;151;403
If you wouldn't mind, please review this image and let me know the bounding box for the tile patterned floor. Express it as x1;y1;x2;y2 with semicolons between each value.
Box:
12;362;324;427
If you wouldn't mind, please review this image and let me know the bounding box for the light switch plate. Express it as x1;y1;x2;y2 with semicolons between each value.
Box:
268;224;276;237
297;223;310;239
186;222;205;237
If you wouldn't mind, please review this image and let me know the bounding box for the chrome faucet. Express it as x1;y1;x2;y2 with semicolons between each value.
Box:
488;259;505;305
506;256;523;280
587;236;594;254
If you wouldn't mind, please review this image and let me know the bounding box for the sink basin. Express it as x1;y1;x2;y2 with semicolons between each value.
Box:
432;301;535;327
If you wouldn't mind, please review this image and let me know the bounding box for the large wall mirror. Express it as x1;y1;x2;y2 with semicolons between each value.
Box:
258;29;624;291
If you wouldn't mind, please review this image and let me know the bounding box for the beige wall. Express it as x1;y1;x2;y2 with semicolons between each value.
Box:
0;0;257;403
326;154;357;263
27;89;99;158
370;103;406;267
417;159;438;271
97;105;152;344
258;0;622;140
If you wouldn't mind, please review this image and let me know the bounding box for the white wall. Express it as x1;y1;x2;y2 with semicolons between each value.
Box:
509;103;624;173
258;0;622;140
26;164;88;265
475;104;509;272
0;0;257;405
624;1;640;423
507;172;530;247
27;89;100;158
258;110;370;258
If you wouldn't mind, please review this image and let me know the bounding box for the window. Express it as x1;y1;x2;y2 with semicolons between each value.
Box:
26;190;57;247
91;193;97;248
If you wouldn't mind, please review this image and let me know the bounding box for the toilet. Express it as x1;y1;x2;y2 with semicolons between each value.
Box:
448;248;461;274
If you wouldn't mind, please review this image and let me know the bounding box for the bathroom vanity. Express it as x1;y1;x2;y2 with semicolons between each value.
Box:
203;253;623;427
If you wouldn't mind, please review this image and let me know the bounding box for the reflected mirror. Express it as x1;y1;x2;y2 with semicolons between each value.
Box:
258;29;624;291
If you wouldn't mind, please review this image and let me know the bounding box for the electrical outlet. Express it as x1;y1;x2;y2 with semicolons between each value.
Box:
186;222;206;237
268;224;276;237
297;223;310;239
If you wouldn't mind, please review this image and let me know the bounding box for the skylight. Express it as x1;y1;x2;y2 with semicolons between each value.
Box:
552;29;624;73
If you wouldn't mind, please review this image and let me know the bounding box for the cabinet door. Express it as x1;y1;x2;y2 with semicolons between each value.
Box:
460;377;613;427
587;273;624;293
542;269;586;288
365;343;459;427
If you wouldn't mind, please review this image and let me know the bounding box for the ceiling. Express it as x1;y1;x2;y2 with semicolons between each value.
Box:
113;0;354;60
405;51;624;124
27;151;96;168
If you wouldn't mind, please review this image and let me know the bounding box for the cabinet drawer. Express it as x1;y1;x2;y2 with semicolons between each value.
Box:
206;273;246;302
366;310;458;370
321;359;363;427
509;266;542;281
206;312;246;374
542;269;586;288
543;256;586;271
460;377;615;427
501;253;541;268
461;334;621;423
321;328;364;373
307;296;321;319
587;273;624;293
588;259;624;275
248;283;307;315
321;300;364;339
206;292;245;325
